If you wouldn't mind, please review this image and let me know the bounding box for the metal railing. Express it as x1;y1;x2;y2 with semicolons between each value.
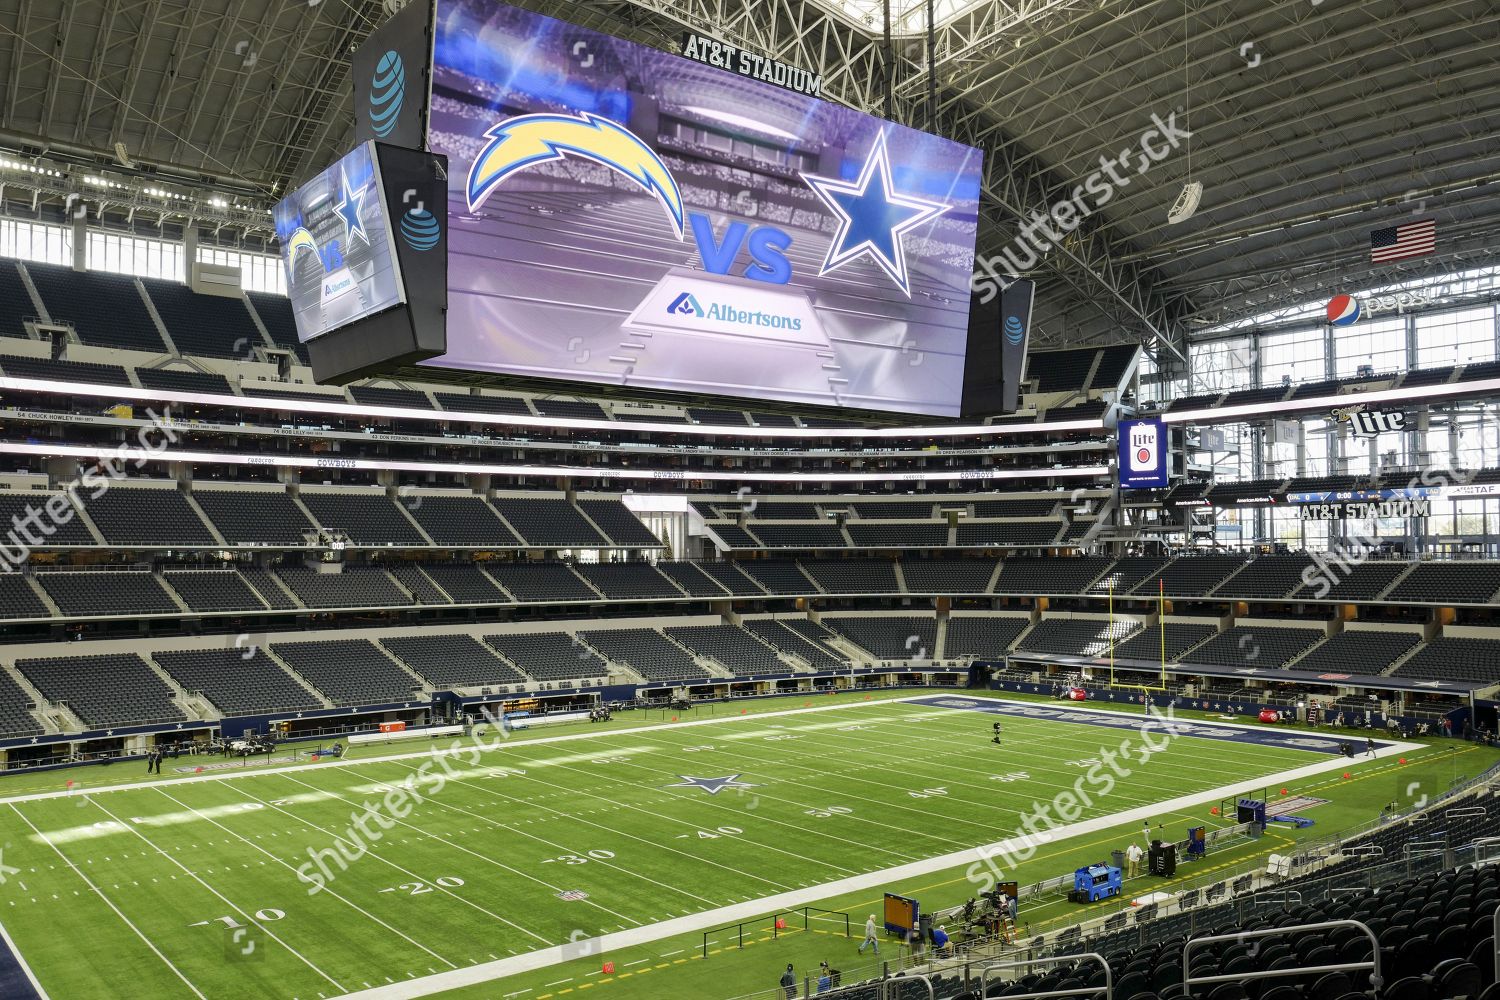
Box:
1027;846;1485;964
1403;838;1448;859
1183;920;1382;995
873;973;935;1000
981;953;1111;1000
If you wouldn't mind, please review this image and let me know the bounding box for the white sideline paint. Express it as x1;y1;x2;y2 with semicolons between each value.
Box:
0;694;1406;812
0;908;51;1000
332;733;1422;998
0;696;918;806
348;724;464;744
31;746;668;845
507;711;591;729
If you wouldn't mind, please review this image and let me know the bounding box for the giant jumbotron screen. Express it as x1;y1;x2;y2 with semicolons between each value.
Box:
420;0;984;417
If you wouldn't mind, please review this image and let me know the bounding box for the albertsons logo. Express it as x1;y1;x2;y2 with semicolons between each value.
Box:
667;292;704;317
665;291;803;331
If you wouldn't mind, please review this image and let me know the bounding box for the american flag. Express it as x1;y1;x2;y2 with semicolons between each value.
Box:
1370;218;1435;263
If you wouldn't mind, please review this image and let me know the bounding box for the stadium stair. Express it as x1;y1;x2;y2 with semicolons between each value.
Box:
25;576;60;618
807;615;863;663
383;567;418;604
62;493;108;545
671;632;735;679
475;564;514;601
134;277;180;356
241;567;304;609
934;616;948;659
569;501;614;546
482;501;527;546
1382;632;1435;676
181;492;229;547
13;262;49;325
288;492;322;543
237;295;277;357
143;657;218;722
1080;351;1105;389
789;562;826;594
155;570;193;614
374;641;430;694
569;566;608;601
1372;562;1420;601
393;492;438;547
411;566;455;603
571;634;644;684
256;646;336;708
2;664;60;735
1279;628;1335;670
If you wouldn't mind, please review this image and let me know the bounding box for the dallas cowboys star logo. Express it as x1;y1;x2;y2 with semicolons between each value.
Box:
799;131;948;296
334;166;369;247
666;774;758;796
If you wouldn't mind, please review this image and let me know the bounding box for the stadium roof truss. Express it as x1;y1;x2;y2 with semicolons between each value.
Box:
0;0;1495;359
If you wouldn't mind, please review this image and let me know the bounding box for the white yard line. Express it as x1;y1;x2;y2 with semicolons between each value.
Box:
378;759;786;901
232;781;557;946
81;795;346;993
273;770;645;933
335;735;1422;1000
7;804;207;1000
150;787;458;970
494;738;973;854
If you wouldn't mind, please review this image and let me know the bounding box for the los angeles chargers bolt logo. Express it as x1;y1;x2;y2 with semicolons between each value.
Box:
466;111;685;239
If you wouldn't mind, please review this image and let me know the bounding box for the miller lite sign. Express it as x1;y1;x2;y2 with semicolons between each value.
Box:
1333;405;1406;437
1118;417;1169;489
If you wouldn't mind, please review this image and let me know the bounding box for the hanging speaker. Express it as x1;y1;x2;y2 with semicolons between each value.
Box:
1167;181;1203;225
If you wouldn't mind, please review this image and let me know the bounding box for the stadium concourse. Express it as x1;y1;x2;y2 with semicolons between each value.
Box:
1;0;1500;999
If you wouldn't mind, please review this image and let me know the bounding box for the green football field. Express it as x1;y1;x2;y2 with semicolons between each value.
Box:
0;690;1475;1000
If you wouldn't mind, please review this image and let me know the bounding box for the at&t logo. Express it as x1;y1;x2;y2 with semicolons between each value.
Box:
1004;315;1025;345
369;50;405;138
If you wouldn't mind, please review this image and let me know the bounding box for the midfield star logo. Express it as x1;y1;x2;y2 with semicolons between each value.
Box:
665;774;758;795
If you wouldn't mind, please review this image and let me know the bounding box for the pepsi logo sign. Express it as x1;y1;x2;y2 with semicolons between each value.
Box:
1327;294;1362;327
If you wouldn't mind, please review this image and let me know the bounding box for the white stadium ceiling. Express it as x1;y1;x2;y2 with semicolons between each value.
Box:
0;0;1495;361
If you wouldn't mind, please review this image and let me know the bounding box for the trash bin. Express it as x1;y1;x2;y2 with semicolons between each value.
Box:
1110;850;1126;871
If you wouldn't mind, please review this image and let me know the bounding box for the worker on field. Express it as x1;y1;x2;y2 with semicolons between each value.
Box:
1125;841;1143;878
779;962;796;999
858;913;879;955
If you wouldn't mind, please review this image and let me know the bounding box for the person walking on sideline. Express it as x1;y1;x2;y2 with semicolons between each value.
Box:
780;963;796;999
859;913;880;954
1126;841;1143;878
1366;736;1377;758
